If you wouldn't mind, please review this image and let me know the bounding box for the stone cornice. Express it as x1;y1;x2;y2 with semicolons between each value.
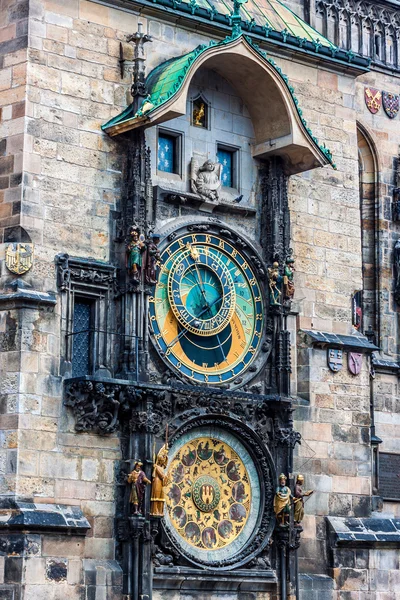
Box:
0;500;90;536
0;288;56;311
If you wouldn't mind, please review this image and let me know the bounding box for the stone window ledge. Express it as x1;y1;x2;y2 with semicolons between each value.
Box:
154;566;277;592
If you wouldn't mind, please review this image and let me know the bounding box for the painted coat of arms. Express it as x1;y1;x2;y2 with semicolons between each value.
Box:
365;88;382;114
327;349;343;372
348;352;362;376
382;91;399;119
5;243;34;275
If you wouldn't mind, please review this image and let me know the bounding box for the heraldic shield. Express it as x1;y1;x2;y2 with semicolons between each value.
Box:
348;352;362;376
327;349;343;372
5;243;34;275
382;91;400;119
365;87;382;114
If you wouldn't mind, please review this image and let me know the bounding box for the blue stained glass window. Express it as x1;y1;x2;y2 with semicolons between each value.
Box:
158;133;175;173
217;148;234;187
72;300;91;377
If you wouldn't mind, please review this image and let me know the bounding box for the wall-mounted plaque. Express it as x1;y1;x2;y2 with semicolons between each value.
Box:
379;453;400;501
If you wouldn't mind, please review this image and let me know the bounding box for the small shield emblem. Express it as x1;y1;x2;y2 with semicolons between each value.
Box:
348;352;362;376
5;243;34;275
365;87;382;114
328;349;343;372
382;91;399;119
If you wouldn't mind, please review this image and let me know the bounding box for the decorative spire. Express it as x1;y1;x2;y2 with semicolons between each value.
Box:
126;22;152;108
231;0;248;37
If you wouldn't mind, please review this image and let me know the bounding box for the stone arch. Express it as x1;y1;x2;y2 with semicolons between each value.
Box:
350;14;362;54
327;6;339;45
339;10;350;49
386;25;397;66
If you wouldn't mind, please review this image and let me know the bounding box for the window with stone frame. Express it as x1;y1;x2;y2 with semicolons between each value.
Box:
157;129;182;175
217;144;239;189
56;255;117;378
71;297;94;377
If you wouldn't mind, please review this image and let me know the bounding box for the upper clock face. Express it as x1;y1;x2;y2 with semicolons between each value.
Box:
149;231;264;384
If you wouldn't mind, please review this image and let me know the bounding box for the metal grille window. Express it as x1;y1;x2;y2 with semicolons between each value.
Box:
158;133;176;173
217;147;235;188
72;300;92;377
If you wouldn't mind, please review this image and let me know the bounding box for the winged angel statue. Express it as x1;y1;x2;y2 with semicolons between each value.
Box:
191;158;222;202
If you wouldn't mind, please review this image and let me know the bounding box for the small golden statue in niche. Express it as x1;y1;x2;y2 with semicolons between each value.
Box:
192;97;207;128
273;473;292;525
150;444;170;517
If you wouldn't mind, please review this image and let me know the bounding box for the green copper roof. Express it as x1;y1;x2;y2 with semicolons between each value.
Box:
125;0;370;69
175;0;335;47
102;33;336;168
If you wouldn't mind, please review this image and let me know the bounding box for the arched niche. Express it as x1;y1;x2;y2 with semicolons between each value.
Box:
105;36;333;175
357;124;379;340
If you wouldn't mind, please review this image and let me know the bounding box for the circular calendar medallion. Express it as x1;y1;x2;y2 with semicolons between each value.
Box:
192;475;221;512
164;428;261;564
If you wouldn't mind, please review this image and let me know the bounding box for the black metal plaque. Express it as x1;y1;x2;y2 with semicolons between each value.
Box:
379;453;400;501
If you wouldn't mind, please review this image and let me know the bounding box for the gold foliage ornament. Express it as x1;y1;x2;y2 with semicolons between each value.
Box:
165;436;251;551
5;243;34;275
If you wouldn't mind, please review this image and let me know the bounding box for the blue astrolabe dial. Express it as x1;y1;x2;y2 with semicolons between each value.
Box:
149;232;264;385
168;243;236;337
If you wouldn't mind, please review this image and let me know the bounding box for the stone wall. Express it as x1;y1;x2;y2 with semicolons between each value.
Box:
0;532;123;600
0;0;28;242
1;0;400;598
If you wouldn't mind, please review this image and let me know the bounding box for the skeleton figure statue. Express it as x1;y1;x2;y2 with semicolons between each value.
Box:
268;262;282;305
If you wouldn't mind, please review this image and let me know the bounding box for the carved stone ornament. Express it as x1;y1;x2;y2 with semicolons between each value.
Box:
316;0;400;71
56;254;117;292
191;157;222;202
273;425;301;448
5;242;34;275
63;379;297;456
190;156;242;205
64;380;141;433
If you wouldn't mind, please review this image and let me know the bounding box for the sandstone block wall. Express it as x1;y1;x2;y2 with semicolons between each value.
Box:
0;0;28;241
1;1;400;599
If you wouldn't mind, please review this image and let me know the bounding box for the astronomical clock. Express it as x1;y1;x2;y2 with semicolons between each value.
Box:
145;221;278;573
61;13;325;600
149;227;264;386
